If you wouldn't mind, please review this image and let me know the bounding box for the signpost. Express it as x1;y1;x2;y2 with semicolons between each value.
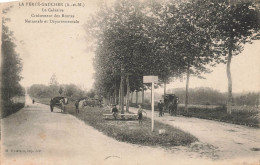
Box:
143;76;158;132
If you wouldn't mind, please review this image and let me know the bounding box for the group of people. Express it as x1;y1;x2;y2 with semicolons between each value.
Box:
111;104;147;125
110;96;179;124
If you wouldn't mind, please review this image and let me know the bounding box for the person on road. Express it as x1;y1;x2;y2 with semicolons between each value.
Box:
137;104;147;125
168;102;174;116
174;97;179;116
50;98;54;112
32;99;35;104
112;104;119;120
75;100;79;113
158;100;164;117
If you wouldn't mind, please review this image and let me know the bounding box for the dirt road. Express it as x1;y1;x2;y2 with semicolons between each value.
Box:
130;107;260;162
1;96;259;165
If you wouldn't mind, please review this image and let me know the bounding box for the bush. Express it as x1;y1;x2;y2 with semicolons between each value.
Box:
1;102;25;118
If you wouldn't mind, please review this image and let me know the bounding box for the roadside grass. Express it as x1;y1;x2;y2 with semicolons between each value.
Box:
131;103;259;128
33;97;260;128
64;103;197;147
34;97;197;147
178;106;259;128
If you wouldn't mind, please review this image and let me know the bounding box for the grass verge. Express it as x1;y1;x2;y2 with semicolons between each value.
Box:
66;103;197;147
131;103;259;128
35;97;197;147
178;106;259;128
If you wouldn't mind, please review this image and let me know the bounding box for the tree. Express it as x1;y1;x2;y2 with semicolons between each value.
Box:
64;84;78;98
86;0;165;112
149;0;220;112
1;16;23;105
49;73;58;86
204;0;260;113
58;87;63;96
1;7;25;117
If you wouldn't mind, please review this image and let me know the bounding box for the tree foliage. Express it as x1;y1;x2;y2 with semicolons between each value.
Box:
86;0;260;113
1;21;24;105
1;8;25;117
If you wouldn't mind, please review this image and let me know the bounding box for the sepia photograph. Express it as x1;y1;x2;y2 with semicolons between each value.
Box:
1;0;260;164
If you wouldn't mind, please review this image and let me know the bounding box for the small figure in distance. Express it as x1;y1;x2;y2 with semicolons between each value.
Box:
32;99;35;104
168;102;174;116
75;100;79;114
137;104;147;125
50;98;54;112
112;104;119;120
174;97;179;116
158;100;163;117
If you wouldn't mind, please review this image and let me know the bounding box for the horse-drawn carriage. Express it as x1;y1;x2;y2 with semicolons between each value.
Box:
163;94;179;116
50;96;69;112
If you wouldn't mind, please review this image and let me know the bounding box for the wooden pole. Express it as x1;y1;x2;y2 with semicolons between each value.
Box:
151;82;154;132
120;64;125;114
126;75;130;112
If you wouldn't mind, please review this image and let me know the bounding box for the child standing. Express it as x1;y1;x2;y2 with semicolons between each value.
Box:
137;105;147;125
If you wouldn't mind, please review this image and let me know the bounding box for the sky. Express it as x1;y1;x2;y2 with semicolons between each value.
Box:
2;0;260;93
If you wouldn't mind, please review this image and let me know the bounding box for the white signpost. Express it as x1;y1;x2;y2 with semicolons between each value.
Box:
143;76;158;132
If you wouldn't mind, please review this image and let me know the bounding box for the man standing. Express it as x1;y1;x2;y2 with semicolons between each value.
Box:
158;100;164;117
174;97;179;116
168;102;174;116
50;98;54;112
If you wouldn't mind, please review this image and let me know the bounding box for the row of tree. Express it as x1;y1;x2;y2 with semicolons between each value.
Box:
86;0;259;114
168;87;259;106
1;7;25;117
28;75;95;101
28;84;95;101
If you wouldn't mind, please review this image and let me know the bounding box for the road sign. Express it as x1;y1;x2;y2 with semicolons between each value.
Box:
143;76;158;132
143;76;158;83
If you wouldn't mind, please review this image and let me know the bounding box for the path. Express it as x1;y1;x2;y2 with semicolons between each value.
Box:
129;107;260;162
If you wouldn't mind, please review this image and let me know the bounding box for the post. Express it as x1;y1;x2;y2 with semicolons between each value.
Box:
126;75;130;112
151;82;154;132
120;64;125;114
143;76;158;132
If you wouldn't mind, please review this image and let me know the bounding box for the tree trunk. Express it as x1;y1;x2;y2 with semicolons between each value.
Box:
126;75;130;112
226;46;233;114
120;65;125;114
130;92;133;105
118;82;121;107
136;90;138;105
185;62;190;113
142;87;144;106
114;86;117;105
164;80;166;98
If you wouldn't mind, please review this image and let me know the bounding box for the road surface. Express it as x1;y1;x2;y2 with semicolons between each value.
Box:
1;95;259;165
130;107;260;162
